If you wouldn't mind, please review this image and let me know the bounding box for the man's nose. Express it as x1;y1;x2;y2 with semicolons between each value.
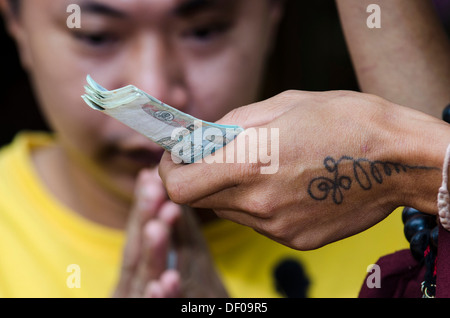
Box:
123;34;188;111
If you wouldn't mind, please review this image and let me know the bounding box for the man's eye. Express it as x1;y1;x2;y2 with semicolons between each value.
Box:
184;22;231;42
73;32;118;47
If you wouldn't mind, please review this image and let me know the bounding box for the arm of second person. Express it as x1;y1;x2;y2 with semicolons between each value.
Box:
336;0;450;118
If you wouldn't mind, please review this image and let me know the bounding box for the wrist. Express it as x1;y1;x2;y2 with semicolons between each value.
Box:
386;104;450;214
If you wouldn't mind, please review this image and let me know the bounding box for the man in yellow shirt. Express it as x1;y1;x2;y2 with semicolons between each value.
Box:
3;0;439;298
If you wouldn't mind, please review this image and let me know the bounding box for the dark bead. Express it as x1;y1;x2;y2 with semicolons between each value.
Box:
402;207;422;224
443;104;450;123
410;230;430;261
430;226;439;252
404;214;437;242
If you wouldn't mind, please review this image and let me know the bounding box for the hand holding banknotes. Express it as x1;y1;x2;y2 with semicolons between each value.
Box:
159;90;450;251
81;78;449;252
113;169;227;297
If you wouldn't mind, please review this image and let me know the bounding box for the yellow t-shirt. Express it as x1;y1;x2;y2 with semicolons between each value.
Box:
0;132;409;298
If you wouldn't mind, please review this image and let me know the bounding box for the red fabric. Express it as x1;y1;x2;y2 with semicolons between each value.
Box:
359;225;450;298
359;249;424;298
436;225;450;297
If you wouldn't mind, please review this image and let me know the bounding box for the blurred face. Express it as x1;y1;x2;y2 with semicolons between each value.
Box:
4;0;282;195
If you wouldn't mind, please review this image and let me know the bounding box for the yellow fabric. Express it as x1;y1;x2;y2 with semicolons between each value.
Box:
0;133;124;297
0;132;409;298
203;211;409;298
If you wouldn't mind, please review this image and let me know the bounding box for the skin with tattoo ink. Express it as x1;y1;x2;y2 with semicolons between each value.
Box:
308;156;440;205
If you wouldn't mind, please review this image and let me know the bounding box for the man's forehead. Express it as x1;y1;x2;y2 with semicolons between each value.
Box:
174;0;225;12
61;0;234;17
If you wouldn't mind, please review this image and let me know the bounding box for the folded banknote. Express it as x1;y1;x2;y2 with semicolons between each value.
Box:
82;75;244;163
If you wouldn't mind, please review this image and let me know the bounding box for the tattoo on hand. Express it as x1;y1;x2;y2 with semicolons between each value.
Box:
307;156;440;205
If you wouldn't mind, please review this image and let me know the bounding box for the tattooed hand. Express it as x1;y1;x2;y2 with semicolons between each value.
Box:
307;156;439;205
159;90;450;250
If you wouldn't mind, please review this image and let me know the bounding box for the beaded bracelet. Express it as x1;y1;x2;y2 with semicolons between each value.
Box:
438;144;450;231
402;207;437;298
400;104;450;298
439;104;450;230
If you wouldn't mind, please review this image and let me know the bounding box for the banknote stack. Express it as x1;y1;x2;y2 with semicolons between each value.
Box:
82;75;244;164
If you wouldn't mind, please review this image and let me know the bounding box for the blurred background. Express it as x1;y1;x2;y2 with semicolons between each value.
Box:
0;0;448;148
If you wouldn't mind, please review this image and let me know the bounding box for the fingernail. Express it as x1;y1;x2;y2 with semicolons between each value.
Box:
159;202;182;225
144;221;169;246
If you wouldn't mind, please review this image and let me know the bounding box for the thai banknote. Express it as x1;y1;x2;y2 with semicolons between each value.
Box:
82;75;244;163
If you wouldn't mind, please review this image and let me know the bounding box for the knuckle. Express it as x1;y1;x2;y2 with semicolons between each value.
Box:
231;160;260;185
226;107;243;123
266;219;288;241
291;235;326;251
258;216;324;251
257;218;289;245
279;89;300;99
276;90;308;103
241;196;275;218
239;163;260;182
165;174;187;204
220;106;249;127
240;186;280;218
214;209;227;219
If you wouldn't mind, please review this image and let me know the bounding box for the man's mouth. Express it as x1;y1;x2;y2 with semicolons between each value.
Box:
101;134;167;171
121;147;165;167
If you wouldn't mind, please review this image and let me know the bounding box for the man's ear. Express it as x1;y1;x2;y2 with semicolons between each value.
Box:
0;0;33;71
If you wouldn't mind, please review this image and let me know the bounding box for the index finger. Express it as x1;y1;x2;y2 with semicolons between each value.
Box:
158;136;260;205
158;151;233;205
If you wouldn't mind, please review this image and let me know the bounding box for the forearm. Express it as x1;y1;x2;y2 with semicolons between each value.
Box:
336;0;450;118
